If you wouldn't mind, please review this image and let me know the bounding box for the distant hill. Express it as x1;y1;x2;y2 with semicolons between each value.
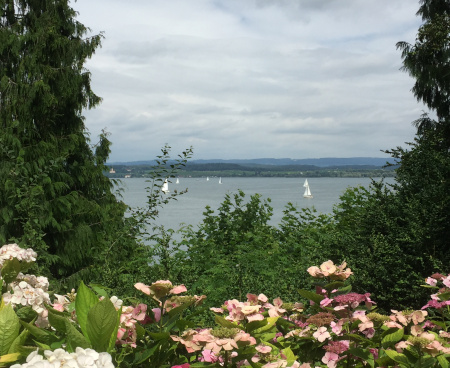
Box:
109;157;394;167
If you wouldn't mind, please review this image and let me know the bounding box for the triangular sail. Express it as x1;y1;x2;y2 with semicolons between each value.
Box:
162;179;170;193
303;179;313;198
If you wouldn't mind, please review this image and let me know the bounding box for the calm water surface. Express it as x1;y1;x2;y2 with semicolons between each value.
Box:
116;177;394;231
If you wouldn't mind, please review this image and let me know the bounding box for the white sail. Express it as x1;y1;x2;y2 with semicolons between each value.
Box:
162;179;170;193
176;178;179;184
219;177;222;184
206;177;209;181
303;179;313;198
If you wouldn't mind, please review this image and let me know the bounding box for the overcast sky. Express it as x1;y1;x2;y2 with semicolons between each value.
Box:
71;0;427;162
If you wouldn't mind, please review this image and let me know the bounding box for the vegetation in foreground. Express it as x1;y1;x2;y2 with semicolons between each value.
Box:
2;246;450;368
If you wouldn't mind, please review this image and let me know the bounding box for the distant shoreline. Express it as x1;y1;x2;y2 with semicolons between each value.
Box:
105;166;395;179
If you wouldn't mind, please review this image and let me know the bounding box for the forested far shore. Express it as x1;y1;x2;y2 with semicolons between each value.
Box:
105;162;396;178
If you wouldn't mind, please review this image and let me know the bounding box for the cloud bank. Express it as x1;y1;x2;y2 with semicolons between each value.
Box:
71;0;426;161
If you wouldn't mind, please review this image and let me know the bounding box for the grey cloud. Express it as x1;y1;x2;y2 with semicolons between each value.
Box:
74;0;425;162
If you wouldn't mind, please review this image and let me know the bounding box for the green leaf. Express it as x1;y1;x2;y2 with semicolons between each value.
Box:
65;320;91;351
246;319;268;333
108;307;122;352
381;328;404;347
75;281;99;342
429;320;446;329
90;285;109;298
347;348;374;368
418;356;439;368
297;289;324;304
47;307;68;333
20;320;53;341
437;291;450;301
33;341;51;350
333;284;352;295
437;355;449;368
215;315;241;329
324;281;345;290
282;347;297;366
376;356;394;367
0;352;21;365
0;304;20;355
252;317;279;334
133;342;160;364
7;327;29;355
148;332;171;341
86;298;118;352
15;307;37;322
167;300;194;317
0;259;21;285
384;349;410;365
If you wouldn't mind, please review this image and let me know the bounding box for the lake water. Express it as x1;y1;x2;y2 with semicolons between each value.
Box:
115;177;395;231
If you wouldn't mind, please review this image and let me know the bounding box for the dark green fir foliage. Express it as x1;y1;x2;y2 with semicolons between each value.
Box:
0;0;142;286
397;0;450;142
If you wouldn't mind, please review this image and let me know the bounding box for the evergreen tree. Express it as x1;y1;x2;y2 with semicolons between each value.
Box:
0;0;136;282
397;0;450;140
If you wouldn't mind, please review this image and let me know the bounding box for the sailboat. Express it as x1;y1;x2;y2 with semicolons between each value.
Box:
206;177;209;181
219;177;222;184
176;178;179;184
303;179;313;198
161;179;170;194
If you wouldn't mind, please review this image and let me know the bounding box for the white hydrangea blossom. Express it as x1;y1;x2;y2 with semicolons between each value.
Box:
3;280;51;314
11;348;115;368
109;296;123;310
17;273;50;291
0;243;37;265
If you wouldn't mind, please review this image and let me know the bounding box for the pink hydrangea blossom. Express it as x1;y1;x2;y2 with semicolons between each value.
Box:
322;352;339;368
256;345;272;354
313;327;331;342
134;280;187;302
425;277;437;286
171;364;190;368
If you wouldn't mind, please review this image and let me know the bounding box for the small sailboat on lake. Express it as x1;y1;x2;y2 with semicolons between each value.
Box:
162;179;170;193
219;177;222;184
303;179;313;198
206;177;209;181
176;178;179;184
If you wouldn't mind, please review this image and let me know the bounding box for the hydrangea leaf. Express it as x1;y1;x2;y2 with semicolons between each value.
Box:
0;304;19;355
297;289;324;305
0;259;21;285
282;346;297;365
75;281;99;343
215;315;241;329
347;348;374;368
384;349;410;365
64;320;91;351
0;352;20;364
381;328;404;347
252;317;278;334
7;328;29;354
245;319;268;333
437;354;449;368
86;298;118;352
47;307;68;333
